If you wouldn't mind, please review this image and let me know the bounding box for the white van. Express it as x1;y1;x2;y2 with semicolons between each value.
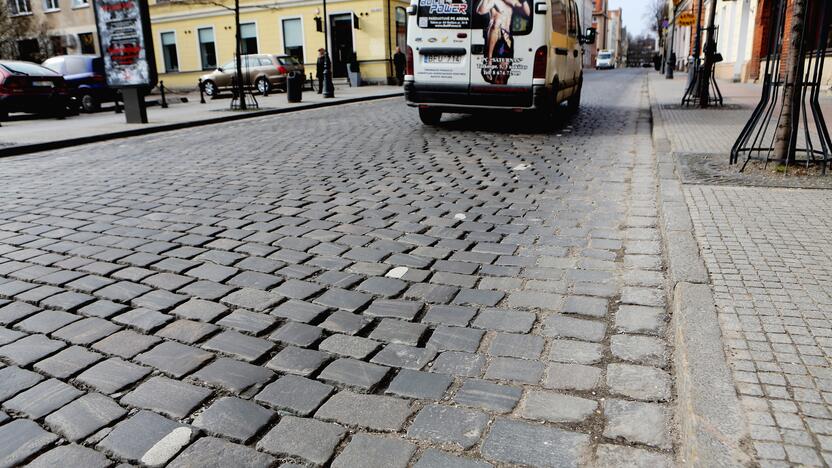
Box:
596;49;614;70
404;0;595;124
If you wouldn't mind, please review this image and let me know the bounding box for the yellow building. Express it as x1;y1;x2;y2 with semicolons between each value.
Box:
149;0;409;89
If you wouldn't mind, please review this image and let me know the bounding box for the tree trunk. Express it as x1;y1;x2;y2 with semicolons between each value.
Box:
774;0;805;163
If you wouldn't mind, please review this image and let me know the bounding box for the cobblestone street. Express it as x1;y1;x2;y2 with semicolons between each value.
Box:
0;69;675;467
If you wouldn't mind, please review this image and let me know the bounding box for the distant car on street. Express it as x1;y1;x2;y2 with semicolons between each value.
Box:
596;50;615;70
199;54;305;97
0;60;73;120
42;55;119;113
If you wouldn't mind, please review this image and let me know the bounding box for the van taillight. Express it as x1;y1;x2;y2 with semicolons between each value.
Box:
533;46;547;79
406;46;414;75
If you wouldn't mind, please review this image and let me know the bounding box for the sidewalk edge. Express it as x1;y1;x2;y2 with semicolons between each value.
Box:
647;73;751;467
0;91;401;158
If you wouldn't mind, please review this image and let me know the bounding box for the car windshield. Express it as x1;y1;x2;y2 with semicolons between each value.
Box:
599;53;612;59
0;61;58;76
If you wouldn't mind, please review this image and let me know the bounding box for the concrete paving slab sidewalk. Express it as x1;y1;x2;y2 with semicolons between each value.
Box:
0;85;402;156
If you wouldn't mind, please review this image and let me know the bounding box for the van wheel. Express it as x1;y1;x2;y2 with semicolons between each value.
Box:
567;83;582;114
419;108;442;125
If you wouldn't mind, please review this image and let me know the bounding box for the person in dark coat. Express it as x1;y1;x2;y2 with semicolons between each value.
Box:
316;48;331;93
392;46;406;86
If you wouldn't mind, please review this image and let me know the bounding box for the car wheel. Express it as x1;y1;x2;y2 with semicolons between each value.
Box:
81;94;99;113
256;77;270;95
418;108;442;125
202;80;217;97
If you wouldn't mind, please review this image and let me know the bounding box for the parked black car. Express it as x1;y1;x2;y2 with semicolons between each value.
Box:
42;55;119;112
0;60;73;119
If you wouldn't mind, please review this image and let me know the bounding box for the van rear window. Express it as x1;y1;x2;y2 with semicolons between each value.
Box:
417;0;470;29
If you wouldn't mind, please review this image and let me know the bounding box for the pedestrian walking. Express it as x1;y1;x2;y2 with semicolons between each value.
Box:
392;47;406;86
316;48;331;94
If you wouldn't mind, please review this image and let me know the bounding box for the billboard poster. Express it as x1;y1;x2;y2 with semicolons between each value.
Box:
417;0;470;29
93;0;157;88
473;0;530;84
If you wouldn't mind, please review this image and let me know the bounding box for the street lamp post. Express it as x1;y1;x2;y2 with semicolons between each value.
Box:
234;0;247;110
322;0;335;98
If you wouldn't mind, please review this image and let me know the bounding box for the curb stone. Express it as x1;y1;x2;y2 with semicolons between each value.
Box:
0;91;402;158
647;74;752;467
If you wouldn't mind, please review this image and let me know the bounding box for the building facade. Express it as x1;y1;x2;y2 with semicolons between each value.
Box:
149;0;409;90
5;0;99;61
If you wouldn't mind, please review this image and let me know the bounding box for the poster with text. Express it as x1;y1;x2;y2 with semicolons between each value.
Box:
93;0;157;88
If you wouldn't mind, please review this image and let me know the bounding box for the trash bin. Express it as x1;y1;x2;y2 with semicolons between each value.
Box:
287;71;303;103
347;61;361;87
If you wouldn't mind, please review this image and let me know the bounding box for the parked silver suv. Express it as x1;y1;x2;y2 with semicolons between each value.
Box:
199;54;304;96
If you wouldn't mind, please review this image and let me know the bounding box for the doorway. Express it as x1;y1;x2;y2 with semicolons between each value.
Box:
329;13;354;78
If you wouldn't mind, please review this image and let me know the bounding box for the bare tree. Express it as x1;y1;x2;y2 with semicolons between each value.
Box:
0;4;37;59
773;0;805;163
645;0;667;38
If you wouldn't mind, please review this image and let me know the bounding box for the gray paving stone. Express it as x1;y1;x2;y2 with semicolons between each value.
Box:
481;418;590;467
268;322;322;347
216;310;276;335
319;311;372;335
543;363;602;391
135;341;214;378
15;310;80;334
487;332;544;359
606;363;671;401
171;298;228;322
318;358;389;392
364;299;422;320
603;399;670;449
78;300;127;319
112;307;172;333
563;295;608;318
96;281;152;303
2;378;82;419
519;390;597;423
404;283;459;304
548;339;603;364
386;369;453;400
273;279;324;300
92;329;161;358
0;302;40;325
41;291;96;311
542;315;606;342
0;334;65;366
44;392;126;441
370;343;436;370
265;346;329;376
28;444;112;468
52;317;121;345
614;305;665;335
201;330;273;362
454;379;521;413
0;419;58;467
431;351;485;377
168;437;275;468
156;319;219;344
97;410;194;467
471;308;536;333
189;356;272;392
319;334;381;359
256;416;345;466
316;390;412;431
314;288;373;313
270;299;328;323
407;404;489;449
356;277;409;297
34;345;103;379
422;305;477;326
453;288;505;307
484;356;544;384
369;318;427;346
414;449;493;468
122;376;211;419
610;334;668;367
255;375;333;416
221;288;283;312
0;327;24;347
193;396;274;443
0;366;43;402
332;434;416;468
426;325;484;353
76;357;152;394
594;444;674;468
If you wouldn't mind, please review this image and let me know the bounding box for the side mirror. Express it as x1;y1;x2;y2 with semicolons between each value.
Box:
581;27;596;45
406;4;416;14
217;67;224;72
534;2;547;14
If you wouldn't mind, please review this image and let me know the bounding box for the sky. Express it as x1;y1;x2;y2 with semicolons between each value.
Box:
609;0;653;38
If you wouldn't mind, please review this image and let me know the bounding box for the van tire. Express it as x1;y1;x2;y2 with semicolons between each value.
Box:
567;81;582;114
419;108;442;125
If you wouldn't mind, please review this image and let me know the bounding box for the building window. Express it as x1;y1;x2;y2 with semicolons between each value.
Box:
282;18;303;62
71;0;88;7
161;31;178;72
395;7;406;49
43;0;58;10
240;23;258;54
8;0;32;15
198;27;217;70
79;32;95;53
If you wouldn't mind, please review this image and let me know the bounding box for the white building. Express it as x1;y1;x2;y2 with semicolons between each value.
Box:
714;0;758;82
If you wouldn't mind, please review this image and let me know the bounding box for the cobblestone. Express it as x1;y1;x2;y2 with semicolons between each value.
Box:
0;71;676;466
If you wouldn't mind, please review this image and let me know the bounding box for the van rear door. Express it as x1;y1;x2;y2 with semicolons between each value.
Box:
412;0;472;86
468;0;535;93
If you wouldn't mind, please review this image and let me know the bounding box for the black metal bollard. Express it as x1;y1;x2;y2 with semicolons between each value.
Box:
160;81;168;108
114;94;122;113
198;78;206;104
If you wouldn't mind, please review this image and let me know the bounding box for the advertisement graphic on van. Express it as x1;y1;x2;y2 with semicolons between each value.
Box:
473;0;531;84
418;0;470;29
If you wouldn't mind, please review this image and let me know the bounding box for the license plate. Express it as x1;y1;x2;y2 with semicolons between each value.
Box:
32;81;53;87
423;55;461;64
